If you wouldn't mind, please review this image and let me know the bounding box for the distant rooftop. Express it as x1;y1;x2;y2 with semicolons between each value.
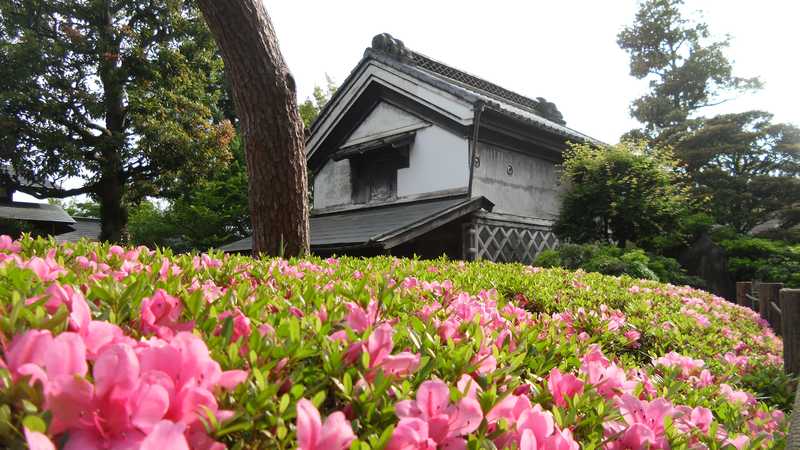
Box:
0;201;75;224
55;217;101;243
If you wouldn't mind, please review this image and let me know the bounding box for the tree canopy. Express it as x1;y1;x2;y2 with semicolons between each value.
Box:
619;0;800;234
617;0;761;134
0;0;234;242
554;141;692;249
299;76;336;128
673;111;800;232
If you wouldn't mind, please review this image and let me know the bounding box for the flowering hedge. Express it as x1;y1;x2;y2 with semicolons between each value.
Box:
0;236;793;449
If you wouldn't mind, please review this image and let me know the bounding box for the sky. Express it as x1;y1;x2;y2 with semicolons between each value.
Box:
15;0;800;204
269;0;799;144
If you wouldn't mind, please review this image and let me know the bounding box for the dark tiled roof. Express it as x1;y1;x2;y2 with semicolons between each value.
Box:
408;51;566;125
219;196;492;253
355;34;600;145
307;34;602;146
55;217;101;242
0;201;75;224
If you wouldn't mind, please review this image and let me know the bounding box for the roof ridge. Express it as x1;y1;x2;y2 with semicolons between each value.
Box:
369;33;566;126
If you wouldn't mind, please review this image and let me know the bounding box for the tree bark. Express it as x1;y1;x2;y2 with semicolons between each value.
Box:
97;171;127;243
196;0;310;257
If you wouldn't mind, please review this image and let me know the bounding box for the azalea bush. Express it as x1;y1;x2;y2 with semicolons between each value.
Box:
0;235;793;449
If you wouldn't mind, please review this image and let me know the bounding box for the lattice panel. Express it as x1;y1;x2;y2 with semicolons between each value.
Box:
472;223;558;264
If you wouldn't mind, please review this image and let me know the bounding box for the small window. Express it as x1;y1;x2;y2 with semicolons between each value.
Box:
350;149;409;204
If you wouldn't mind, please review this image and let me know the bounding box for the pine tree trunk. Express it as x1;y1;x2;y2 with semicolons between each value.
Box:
197;0;310;257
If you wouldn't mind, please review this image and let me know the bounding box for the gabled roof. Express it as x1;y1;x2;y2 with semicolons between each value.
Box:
219;196;493;253
0;201;75;224
307;33;601;160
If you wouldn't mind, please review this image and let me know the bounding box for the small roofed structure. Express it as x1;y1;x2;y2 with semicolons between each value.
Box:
0;165;102;241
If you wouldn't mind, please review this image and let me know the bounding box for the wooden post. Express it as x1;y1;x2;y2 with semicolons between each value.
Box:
736;281;752;309
781;289;800;375
758;282;783;329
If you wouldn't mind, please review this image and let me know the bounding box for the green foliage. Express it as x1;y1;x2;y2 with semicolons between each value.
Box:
672;111;800;233
712;230;800;288
156;136;250;251
52;138;250;251
554;141;693;250
617;0;761;133
618;1;800;238
48;198;100;219
298;75;337;128
0;0;235;239
533;242;702;286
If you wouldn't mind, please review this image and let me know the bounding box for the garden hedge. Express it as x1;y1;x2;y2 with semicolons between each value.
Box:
0;236;792;449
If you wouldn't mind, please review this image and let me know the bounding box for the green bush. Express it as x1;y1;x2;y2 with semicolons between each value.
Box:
533;242;702;286
715;232;800;287
554;141;693;250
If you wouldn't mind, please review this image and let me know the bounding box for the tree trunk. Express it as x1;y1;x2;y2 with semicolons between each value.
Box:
97;171;127;243
196;0;310;257
97;0;129;244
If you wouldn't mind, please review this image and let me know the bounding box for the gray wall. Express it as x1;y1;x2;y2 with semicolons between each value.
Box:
313;159;352;210
471;142;562;220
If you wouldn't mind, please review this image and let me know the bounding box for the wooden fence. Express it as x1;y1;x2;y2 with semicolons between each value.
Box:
735;282;800;449
735;282;800;374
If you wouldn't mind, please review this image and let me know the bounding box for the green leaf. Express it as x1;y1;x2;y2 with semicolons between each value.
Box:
278;393;290;414
22;415;47;433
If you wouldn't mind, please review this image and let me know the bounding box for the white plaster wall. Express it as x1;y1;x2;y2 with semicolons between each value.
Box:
313;159;352;209
397;125;469;197
471;143;562;220
344;102;427;146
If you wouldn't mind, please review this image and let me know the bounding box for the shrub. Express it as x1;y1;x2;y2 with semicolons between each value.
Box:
554;141;693;250
713;230;800;288
533;243;702;287
0;236;791;449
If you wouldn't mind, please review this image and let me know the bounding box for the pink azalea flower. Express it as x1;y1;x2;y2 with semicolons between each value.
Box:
364;323;420;381
215;308;252;343
605;394;674;450
24;255;67;282
389;379;483;450
140;289;193;338
11;326;245;449
675;406;713;433
5;329;53;381
296;398;355;450
108;245;125;257
24;427;55;450
344;300;379;333
547;368;584;408
140;420;190;450
580;354;628;398
654;351;705;378
542;428;580;450
0;234;21;253
719;384;754;405
624;330;641;347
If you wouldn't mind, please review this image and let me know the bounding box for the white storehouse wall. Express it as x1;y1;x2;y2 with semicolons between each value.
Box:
312;102;469;210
